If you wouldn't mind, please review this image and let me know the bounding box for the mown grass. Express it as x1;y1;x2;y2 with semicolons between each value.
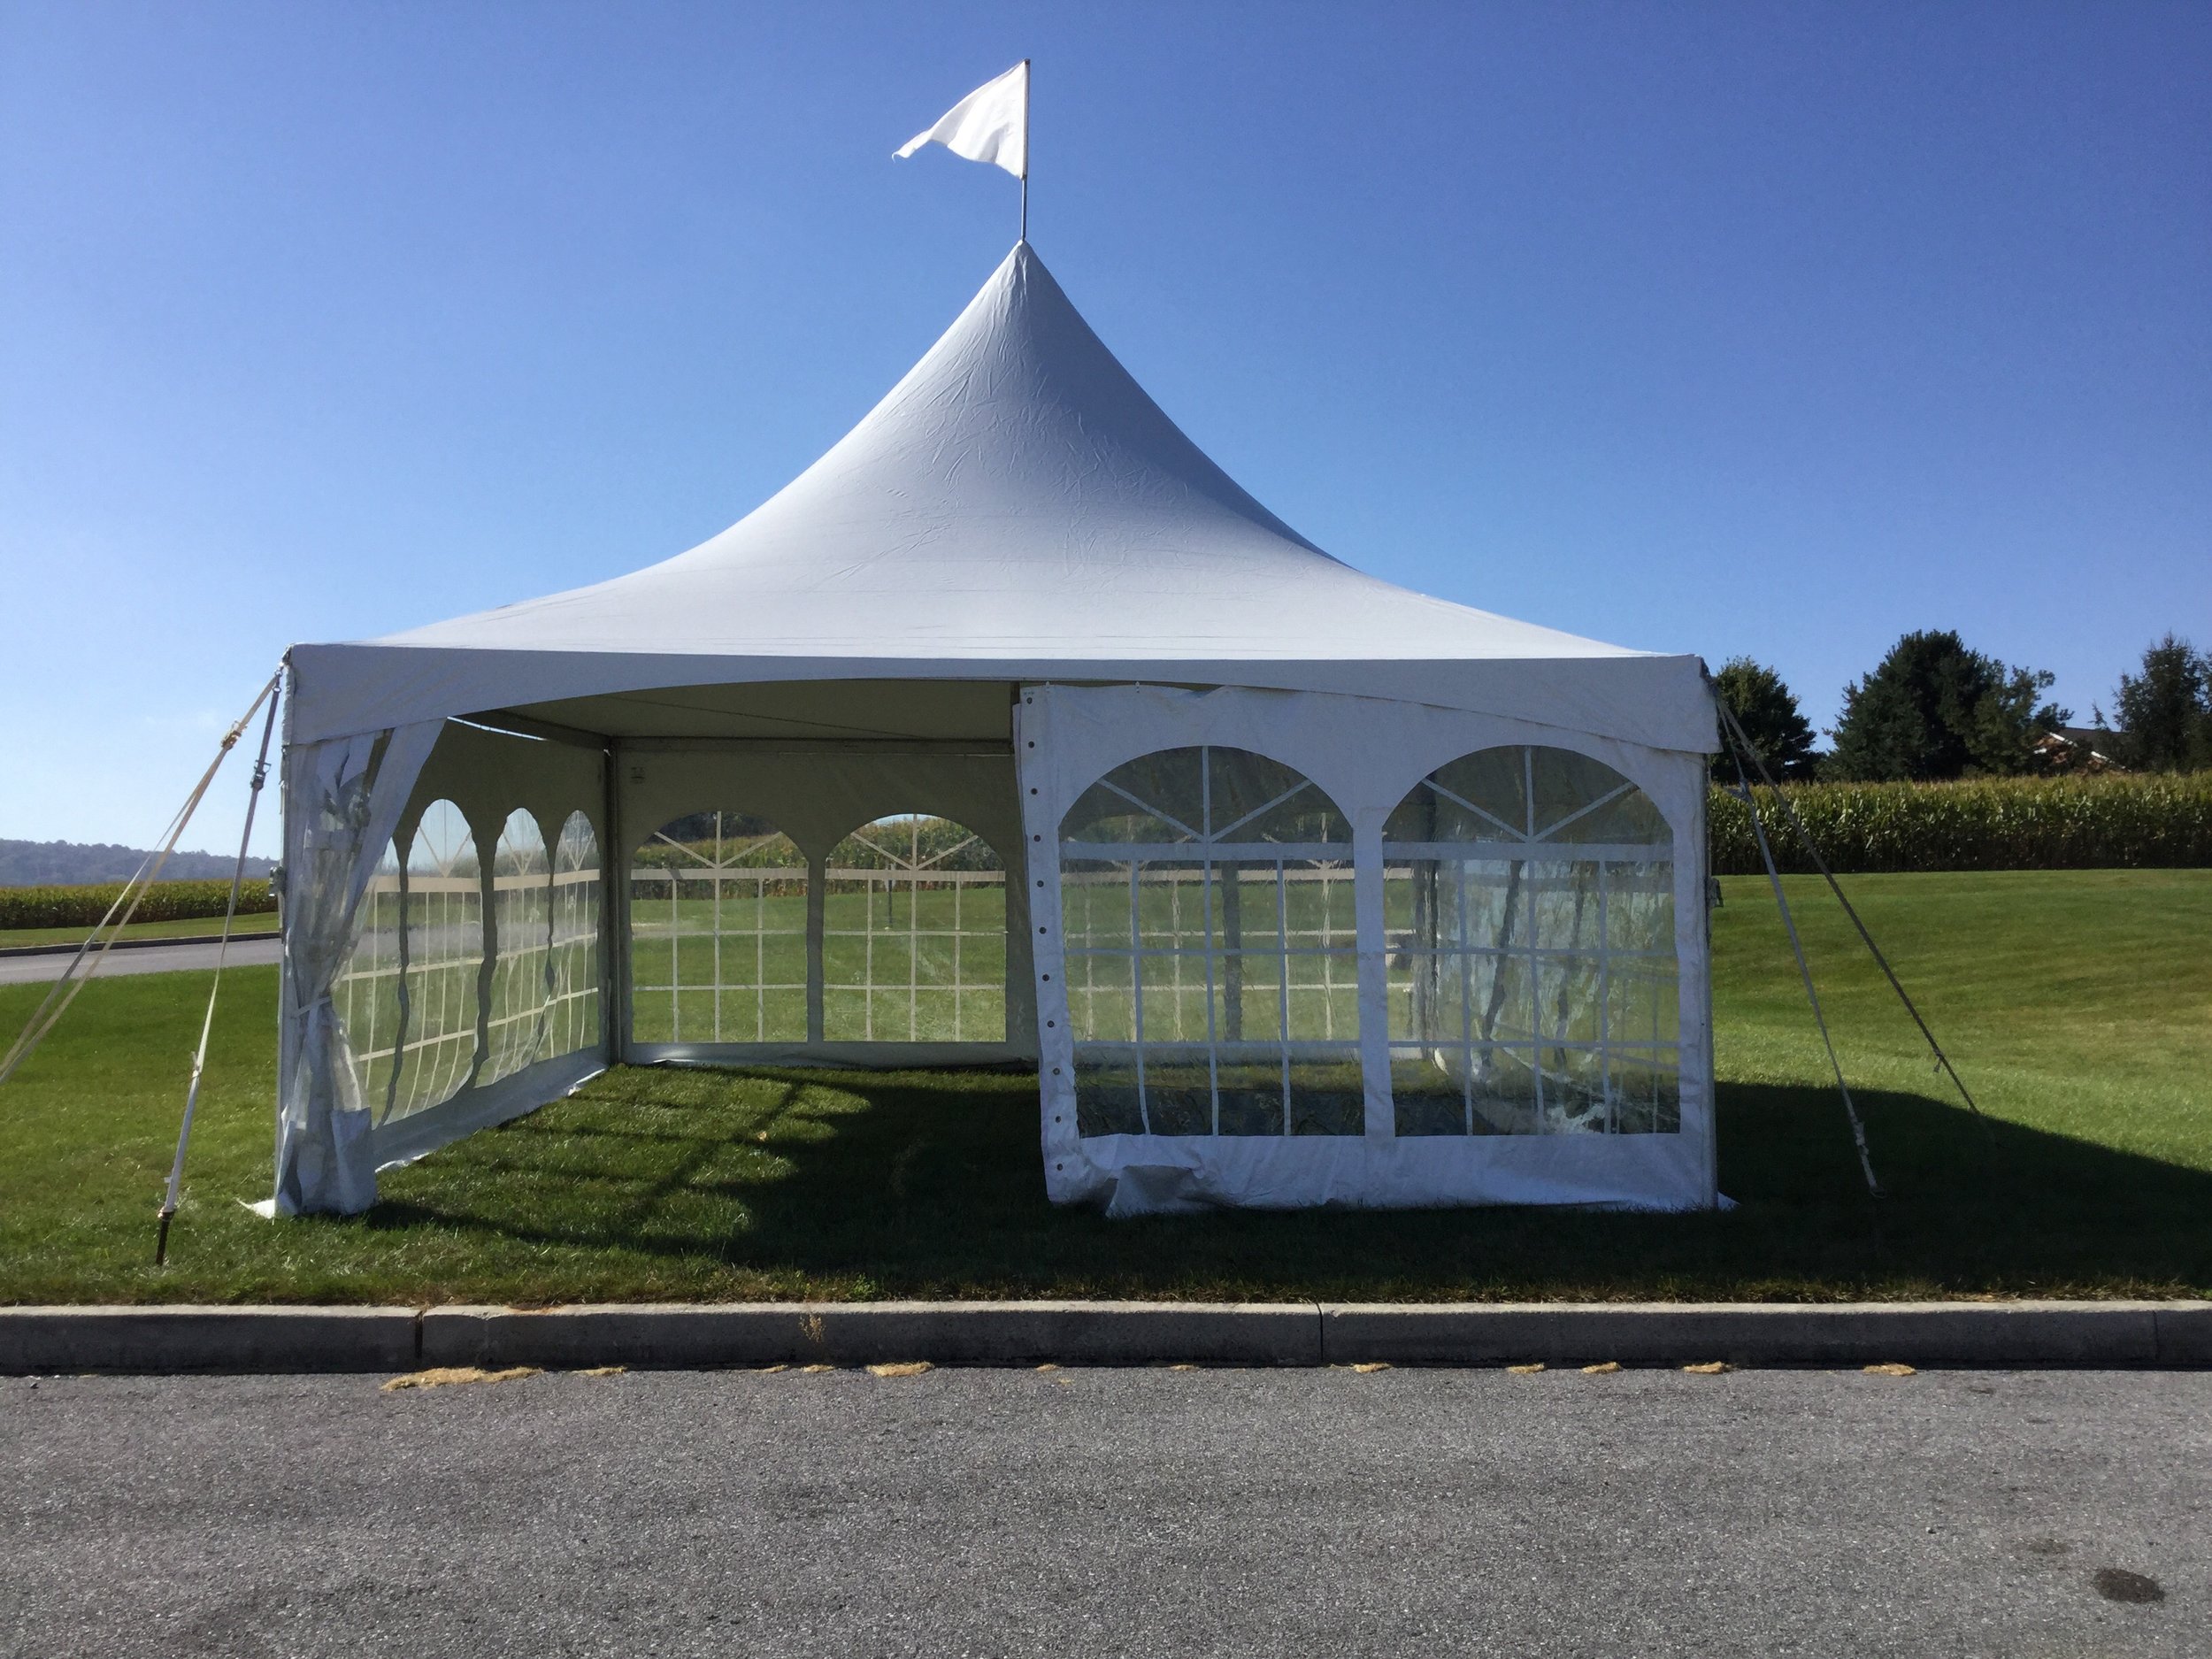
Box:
626;884;1008;1045
0;870;2205;1305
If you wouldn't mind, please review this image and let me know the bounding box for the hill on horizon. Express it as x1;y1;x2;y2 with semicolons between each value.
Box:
0;838;275;887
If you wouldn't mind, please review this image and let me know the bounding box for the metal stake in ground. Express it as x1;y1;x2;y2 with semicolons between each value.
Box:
157;676;283;1267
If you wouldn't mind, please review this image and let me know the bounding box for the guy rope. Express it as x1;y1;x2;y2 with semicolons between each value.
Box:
0;666;285;1263
157;675;283;1264
1712;680;1994;1198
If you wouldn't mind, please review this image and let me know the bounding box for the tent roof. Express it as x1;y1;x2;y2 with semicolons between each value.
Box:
289;243;1712;751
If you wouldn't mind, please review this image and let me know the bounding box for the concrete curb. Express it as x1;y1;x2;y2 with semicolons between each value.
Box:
423;1302;1320;1370
2;1300;2206;1374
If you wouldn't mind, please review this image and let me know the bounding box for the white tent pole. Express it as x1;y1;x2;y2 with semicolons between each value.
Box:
1019;58;1030;243
156;677;282;1266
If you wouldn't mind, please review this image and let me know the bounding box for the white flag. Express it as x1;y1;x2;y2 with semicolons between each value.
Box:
895;62;1027;179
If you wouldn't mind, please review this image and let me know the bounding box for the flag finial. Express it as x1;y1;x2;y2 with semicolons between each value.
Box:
895;61;1030;242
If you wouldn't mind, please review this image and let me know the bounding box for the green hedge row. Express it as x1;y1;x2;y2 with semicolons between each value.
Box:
0;877;277;931
1708;772;2212;874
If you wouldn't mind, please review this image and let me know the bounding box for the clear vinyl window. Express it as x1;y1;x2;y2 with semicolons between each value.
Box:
483;809;549;1087
1059;746;1361;1138
335;841;404;1114
336;800;600;1123
381;799;483;1124
628;810;807;1044
823;816;1007;1042
1383;746;1678;1136
548;810;602;1059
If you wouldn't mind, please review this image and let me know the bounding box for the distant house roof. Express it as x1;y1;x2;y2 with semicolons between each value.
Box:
2035;726;2128;771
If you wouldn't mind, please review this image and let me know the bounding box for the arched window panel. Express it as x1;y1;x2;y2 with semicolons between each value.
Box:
386;799;482;1124
1060;746;1350;848
335;841;403;1110
630;810;807;1045
1060;747;1361;1140
547;810;602;1059
483;810;550;1087
824;816;1006;1042
1384;747;1677;1137
1381;745;1672;849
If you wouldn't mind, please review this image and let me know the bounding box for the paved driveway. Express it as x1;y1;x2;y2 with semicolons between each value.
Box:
1;1365;2200;1656
0;936;281;985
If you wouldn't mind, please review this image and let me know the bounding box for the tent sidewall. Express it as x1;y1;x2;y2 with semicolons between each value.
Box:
1018;681;1716;1213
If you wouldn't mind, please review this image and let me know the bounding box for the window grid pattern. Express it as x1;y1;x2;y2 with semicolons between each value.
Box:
1384;746;1678;1136
823;817;1006;1043
628;811;809;1045
1061;747;1361;1138
336;845;404;1114
548;811;601;1060
383;800;482;1125
483;810;550;1087
334;800;602;1125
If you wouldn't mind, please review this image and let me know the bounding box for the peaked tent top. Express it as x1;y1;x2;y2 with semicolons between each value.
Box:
290;244;1712;751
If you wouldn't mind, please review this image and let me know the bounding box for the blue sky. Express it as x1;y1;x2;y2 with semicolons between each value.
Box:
3;1;2206;857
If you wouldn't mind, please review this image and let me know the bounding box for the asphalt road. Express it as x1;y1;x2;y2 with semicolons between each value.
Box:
0;936;281;984
2;1366;2202;1657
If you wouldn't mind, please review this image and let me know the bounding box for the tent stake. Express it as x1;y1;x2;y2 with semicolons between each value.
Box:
156;676;283;1266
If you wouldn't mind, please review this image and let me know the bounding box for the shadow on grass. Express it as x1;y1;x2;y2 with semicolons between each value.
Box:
362;1065;2212;1301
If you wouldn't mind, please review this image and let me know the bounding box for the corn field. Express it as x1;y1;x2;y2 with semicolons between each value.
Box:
1709;772;2212;874
0;877;277;931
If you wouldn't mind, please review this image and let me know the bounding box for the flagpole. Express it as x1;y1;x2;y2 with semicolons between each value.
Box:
1019;58;1030;243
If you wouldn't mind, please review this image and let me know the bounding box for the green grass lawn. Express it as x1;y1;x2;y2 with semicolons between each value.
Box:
0;910;280;950
1;869;2206;1305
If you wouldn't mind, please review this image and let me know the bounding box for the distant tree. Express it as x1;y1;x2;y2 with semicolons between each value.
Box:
1827;630;2069;781
2112;634;2212;772
1709;657;1820;782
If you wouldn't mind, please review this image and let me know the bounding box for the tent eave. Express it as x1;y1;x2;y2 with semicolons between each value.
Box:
284;640;1718;755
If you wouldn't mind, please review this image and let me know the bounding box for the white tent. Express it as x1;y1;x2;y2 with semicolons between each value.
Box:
275;243;1719;1217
